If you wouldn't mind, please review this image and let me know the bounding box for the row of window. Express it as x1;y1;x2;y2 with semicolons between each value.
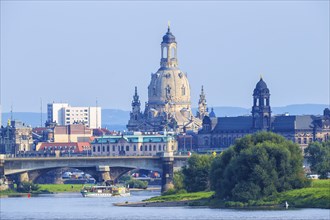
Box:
92;144;167;153
66;109;88;112
204;136;240;146
44;146;76;150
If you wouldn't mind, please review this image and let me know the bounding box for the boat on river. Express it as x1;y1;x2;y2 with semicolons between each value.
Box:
81;185;130;198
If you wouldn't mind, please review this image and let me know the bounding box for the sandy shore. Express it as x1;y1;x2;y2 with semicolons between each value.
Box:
129;187;160;191
115;200;192;207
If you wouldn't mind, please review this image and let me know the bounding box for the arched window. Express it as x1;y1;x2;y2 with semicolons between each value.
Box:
162;47;167;58
153;87;156;96
181;85;185;96
204;137;209;146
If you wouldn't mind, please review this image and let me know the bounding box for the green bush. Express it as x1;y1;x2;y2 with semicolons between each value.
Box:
182;154;214;192
127;179;148;189
305;141;330;178
17;182;40;193
210;132;310;202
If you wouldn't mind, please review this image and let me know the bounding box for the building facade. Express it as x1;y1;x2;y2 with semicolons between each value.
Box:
91;132;177;156
127;26;204;133
0;120;33;155
198;77;330;152
53;124;93;143
36;142;91;157
47;102;101;128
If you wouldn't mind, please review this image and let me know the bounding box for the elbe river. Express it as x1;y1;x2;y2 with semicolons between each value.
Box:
0;190;329;220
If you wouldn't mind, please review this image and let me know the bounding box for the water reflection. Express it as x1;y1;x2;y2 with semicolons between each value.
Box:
0;190;329;220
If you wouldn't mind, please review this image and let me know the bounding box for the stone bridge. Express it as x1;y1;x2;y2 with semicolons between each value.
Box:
0;154;189;192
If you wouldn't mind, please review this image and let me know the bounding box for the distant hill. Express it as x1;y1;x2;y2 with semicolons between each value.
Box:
1;104;327;130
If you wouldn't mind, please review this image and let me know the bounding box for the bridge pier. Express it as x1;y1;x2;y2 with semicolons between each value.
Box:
161;153;174;193
96;166;111;183
16;171;30;189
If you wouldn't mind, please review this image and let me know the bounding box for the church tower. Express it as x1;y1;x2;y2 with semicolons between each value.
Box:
160;24;178;69
127;87;143;131
127;24;202;133
252;77;271;130
196;86;208;120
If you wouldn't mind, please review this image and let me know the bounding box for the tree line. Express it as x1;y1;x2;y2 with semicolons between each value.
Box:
172;132;329;202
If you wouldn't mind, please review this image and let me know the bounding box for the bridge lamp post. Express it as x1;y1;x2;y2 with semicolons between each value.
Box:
183;134;186;153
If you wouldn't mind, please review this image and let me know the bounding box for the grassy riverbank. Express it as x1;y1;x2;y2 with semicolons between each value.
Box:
142;180;330;209
38;184;85;193
0;184;160;197
0;184;86;196
264;179;330;208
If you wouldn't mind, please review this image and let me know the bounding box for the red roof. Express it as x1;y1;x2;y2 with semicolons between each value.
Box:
38;142;90;153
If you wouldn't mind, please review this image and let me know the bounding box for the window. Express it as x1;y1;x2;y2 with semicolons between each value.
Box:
149;145;152;151
181;85;185;96
171;47;175;58
133;145;137;151
153;145;156;151
97;146;100;152
298;138;301;144
126;146;129;151
140;145;142;151
118;146;120;151
162;46;167;58
107;146;110;152
113;145;115;151
158;145;161;151
303;138;307;144
204;137;209;146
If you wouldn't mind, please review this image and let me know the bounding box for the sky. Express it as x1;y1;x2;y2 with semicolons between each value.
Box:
1;1;329;112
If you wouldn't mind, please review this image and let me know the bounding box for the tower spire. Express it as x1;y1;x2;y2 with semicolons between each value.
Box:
197;85;208;120
167;21;170;32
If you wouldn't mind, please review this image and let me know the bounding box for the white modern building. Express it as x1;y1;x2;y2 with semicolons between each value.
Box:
47;103;101;129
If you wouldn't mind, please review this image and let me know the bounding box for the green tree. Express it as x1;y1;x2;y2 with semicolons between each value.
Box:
173;170;185;191
305;141;330;178
210;132;310;202
182;154;213;192
17;181;40;193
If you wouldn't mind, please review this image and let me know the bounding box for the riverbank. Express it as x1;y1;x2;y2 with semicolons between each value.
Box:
0;184;160;197
117;180;330;209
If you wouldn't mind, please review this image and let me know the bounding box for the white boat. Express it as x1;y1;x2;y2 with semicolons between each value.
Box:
81;185;130;198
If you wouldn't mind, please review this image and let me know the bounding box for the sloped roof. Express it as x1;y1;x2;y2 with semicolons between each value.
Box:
272;115;313;131
213;116;253;132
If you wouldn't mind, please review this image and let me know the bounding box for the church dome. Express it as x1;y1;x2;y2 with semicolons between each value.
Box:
255;78;268;90
148;69;191;105
253;77;269;95
162;28;176;44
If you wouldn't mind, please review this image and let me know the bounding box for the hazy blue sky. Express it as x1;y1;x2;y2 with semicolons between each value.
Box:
1;1;329;112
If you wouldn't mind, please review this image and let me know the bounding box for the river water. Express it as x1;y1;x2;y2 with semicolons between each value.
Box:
0;190;329;220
